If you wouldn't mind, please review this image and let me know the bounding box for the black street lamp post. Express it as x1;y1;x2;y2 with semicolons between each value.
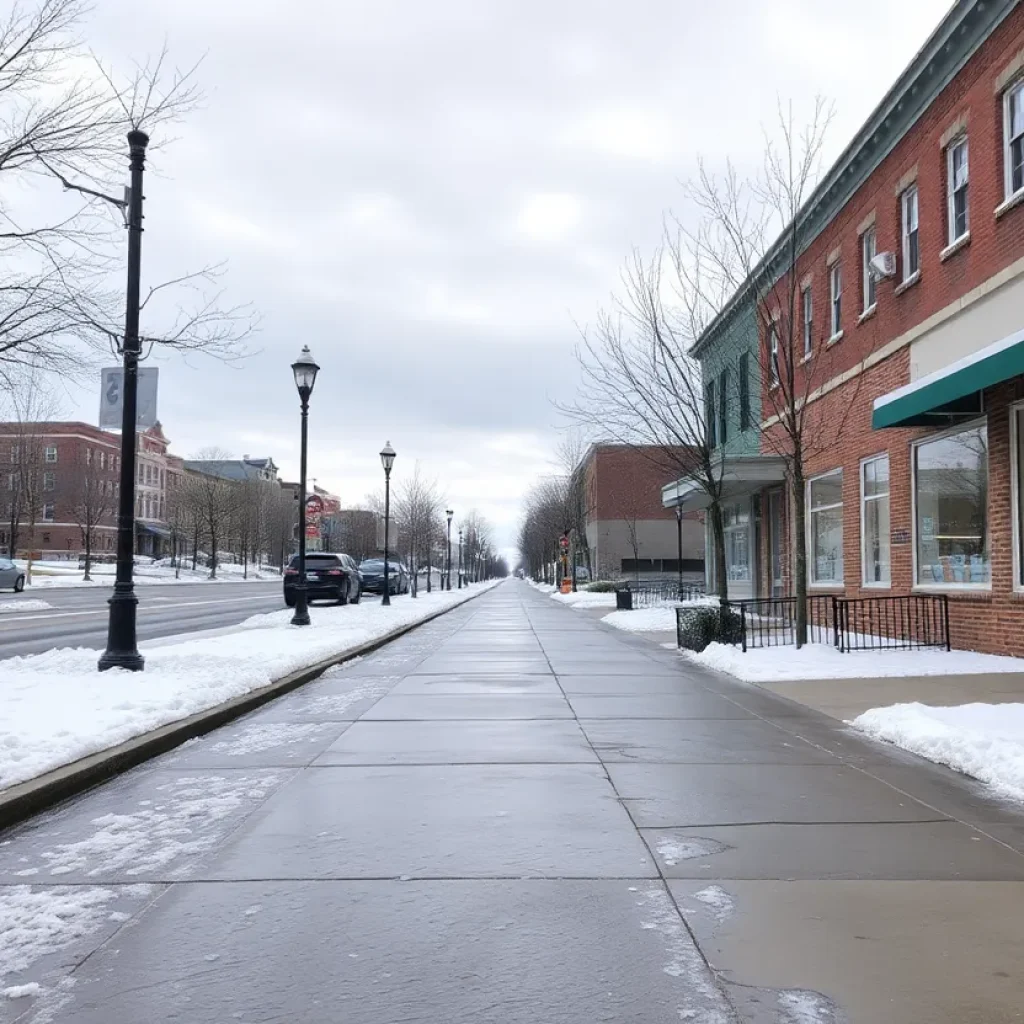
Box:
380;442;396;606
458;528;464;589
445;509;453;590
675;504;684;600
99;129;151;673
290;346;320;627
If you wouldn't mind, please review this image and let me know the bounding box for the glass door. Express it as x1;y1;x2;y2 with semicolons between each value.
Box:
768;490;784;598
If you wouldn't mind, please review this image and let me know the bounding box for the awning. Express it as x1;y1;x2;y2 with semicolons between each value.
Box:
137;522;172;539
872;327;1024;429
662;454;787;512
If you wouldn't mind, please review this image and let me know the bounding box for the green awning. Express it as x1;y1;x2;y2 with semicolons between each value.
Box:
872;328;1024;429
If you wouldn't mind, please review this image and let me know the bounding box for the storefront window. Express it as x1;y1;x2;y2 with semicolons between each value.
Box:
914;423;989;586
861;456;890;585
809;470;843;584
723;503;751;582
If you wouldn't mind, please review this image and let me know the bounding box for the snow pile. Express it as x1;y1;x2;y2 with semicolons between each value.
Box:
19;559;281;590
0;581;499;791
551;589;617;608
684;642;1024;682
852;702;1024;802
603;598;718;633
0;600;52;614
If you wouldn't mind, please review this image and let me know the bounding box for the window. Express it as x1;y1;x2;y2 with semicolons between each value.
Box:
6;473;13;492
99;451;106;470
718;368;729;445
829;263;842;338
947;136;969;242
738;352;750;431
915;422;989;586
9;445;17;462
43;471;55;492
901;186;919;280
42;502;54;522
705;382;717;448
861;456;890;586
1004;81;1024;199
808;471;844;585
137;463;144;485
861;226;877;312
621;558;656;573
768;324;780;384
85;448;92;465
802;285;813;358
44;446;57;463
723;503;751;582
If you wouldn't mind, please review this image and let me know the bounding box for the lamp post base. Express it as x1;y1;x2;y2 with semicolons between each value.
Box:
291;587;311;626
98;588;144;672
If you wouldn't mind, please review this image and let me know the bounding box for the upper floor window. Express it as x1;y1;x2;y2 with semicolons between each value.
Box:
768;323;780;384
738;352;750;431
43;471;55;492
44;446;57;463
861;227;877;313
9;445;17;463
1004;81;1024;200
705;382;717;449
85;448;92;465
947;136;969;243
41;502;55;522
901;186;919;280
99;451;106;470
829;264;842;339
801;286;813;358
718;368;729;446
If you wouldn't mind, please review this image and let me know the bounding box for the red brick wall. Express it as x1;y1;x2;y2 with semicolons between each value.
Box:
586;445;699;522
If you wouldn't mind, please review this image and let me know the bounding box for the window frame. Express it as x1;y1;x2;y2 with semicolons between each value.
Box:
718;367;729;446
860;454;891;588
738;352;750;431
768;322;780;384
911;416;991;592
901;186;920;281
705;381;717;449
829;263;842;339
861;226;877;314
41;502;55;522
946;135;970;244
42;471;55;492
44;446;57;464
801;285;813;358
1003;80;1024;201
807;467;844;588
1009;401;1024;592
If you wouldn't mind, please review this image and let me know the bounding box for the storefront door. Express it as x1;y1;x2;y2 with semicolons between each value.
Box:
768;489;784;598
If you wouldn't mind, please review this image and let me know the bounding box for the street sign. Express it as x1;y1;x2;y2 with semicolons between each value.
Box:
99;367;159;430
560;535;570;549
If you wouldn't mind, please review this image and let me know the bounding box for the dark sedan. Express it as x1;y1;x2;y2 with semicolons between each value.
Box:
284;552;362;607
358;558;409;595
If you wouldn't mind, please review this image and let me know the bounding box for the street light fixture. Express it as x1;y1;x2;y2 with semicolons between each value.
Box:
380;441;396;606
458;527;464;589
290;345;320;626
445;509;453;591
98;129;151;673
674;504;684;600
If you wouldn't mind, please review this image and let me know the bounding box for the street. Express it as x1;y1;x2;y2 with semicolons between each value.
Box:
0;581;292;660
1;580;1023;1022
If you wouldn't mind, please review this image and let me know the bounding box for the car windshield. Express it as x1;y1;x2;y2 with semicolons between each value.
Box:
290;555;341;568
360;560;400;571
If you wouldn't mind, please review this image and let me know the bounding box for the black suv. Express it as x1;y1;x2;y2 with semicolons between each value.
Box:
284;552;362;607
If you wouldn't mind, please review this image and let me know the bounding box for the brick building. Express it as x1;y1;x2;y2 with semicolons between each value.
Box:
0;421;181;559
667;0;1024;655
579;444;704;580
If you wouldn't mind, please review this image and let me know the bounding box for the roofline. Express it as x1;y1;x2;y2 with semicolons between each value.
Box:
692;0;1017;356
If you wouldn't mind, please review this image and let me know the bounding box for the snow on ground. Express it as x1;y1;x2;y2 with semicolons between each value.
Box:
551;589;617;608
0;600;52;614
684;641;1024;682
0;581;499;792
852;702;1024;803
17;559;281;590
603;598;718;633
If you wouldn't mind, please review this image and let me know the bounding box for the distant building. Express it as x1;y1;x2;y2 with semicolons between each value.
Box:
578;444;704;581
183;455;279;483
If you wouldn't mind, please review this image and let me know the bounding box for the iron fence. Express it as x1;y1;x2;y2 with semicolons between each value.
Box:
626;580;707;608
723;595;837;652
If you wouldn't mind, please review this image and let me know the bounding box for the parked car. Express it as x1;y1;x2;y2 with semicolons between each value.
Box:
0;557;25;593
358;558;409;595
283;552;362;607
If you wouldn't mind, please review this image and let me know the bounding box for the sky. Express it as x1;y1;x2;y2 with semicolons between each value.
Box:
54;0;951;561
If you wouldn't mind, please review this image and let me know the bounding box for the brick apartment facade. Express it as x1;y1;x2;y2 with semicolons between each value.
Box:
580;444;704;580
669;0;1024;655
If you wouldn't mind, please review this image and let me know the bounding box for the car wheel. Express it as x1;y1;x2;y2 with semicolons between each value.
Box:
351;585;361;605
14;575;25;593
338;584;349;606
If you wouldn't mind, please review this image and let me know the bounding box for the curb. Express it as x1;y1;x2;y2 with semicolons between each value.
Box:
0;588;489;833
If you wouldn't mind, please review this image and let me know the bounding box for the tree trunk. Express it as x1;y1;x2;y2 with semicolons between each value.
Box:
192;523;199;571
83;525;92;582
209;521;218;579
792;468;808;648
708;502;728;604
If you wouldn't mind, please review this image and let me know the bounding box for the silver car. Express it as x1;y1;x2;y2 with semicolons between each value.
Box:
0;557;25;593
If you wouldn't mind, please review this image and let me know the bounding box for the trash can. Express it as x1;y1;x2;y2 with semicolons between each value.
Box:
615;587;633;611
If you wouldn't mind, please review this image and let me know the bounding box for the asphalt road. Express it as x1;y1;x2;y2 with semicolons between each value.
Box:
0;580;301;659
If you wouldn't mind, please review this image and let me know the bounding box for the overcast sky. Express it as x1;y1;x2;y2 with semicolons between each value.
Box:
63;0;949;560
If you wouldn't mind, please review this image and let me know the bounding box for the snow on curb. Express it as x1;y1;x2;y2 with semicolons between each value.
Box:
852;702;1024;803
603;599;717;633
0;601;52;614
682;642;1024;682
0;582;499;793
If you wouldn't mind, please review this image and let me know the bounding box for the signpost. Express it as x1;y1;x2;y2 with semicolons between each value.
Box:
559;533;571;594
99;367;159;430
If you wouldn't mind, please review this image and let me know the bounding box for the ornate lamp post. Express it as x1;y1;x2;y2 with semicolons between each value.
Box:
458;527;464;589
290;346;320;626
445;509;453;590
675;504;684;600
380;441;396;606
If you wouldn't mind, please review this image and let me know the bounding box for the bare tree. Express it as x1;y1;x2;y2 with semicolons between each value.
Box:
183;448;241;579
392;464;443;598
64;446;115;579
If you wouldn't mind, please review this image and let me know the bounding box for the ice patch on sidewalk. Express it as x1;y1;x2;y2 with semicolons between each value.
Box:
0;600;52;614
656;836;728;866
3;982;41;999
691;885;735;922
778;989;840;1023
209;723;333;756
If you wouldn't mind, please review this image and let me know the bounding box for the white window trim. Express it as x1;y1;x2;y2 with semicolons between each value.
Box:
911;416;992;593
1011;401;1024;593
946;135;970;245
1003;80;1024;202
769;324;780;385
860;454;891;589
901;186;919;282
807;467;844;589
861;226;877;315
829;263;842;340
801;285;813;358
44;447;57;464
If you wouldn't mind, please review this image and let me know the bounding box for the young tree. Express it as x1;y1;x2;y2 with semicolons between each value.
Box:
393;464;443;598
65;448;116;580
184;448;241;579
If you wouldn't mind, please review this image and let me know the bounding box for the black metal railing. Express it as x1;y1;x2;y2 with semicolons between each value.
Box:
626;580;706;608
677;593;950;654
835;594;950;652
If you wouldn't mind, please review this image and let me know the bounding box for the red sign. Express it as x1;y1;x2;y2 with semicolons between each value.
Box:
306;495;324;526
559;535;570;550
305;524;320;538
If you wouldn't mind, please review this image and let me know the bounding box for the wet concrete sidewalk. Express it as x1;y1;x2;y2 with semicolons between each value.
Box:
2;580;1024;1022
